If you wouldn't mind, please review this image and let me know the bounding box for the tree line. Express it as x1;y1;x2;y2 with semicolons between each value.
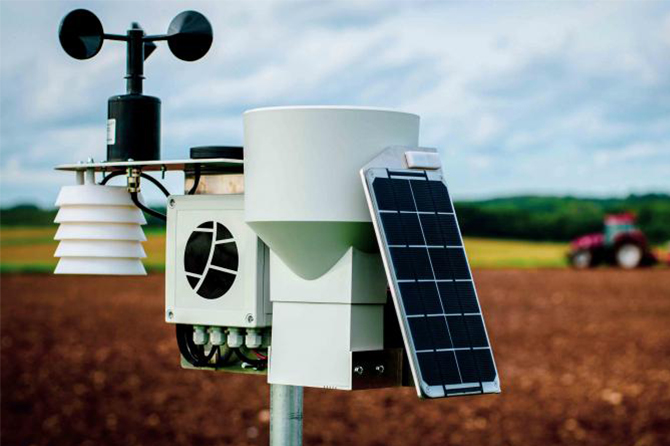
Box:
2;193;669;243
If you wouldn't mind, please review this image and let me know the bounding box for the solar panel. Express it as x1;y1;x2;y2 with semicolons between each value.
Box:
362;166;500;398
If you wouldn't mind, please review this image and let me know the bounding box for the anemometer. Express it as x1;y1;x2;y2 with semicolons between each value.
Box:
53;8;500;446
59;9;213;162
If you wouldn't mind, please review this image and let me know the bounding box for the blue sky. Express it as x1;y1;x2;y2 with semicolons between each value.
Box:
1;0;669;206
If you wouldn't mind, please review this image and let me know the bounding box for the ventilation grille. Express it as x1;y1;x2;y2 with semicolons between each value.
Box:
184;221;239;299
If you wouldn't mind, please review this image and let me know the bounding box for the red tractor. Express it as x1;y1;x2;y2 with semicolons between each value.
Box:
568;213;658;269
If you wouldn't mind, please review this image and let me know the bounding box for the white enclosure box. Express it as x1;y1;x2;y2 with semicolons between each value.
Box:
165;194;271;328
268;248;388;389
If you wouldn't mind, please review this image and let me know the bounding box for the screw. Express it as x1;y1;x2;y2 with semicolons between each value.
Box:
375;365;385;374
167;309;174;320
169;198;176;208
354;366;364;376
246;314;254;323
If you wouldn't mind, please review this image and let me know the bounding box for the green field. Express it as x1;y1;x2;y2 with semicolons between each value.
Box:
0;226;569;273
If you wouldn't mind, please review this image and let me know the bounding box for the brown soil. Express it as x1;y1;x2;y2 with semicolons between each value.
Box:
2;270;670;446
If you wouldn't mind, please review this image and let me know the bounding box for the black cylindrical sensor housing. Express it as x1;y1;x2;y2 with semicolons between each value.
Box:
107;94;160;161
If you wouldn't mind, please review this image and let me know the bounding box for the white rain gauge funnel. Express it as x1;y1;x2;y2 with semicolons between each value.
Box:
54;170;148;275
244;106;420;280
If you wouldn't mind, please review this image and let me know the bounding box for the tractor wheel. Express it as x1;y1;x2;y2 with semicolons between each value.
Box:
570;249;593;269
614;243;643;269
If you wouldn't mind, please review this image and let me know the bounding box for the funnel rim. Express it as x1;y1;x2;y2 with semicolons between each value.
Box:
243;105;419;119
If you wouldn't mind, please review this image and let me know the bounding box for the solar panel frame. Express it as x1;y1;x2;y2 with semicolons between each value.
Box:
361;166;500;399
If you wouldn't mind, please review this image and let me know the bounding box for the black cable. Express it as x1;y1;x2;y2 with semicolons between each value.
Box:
176;324;222;367
188;164;201;195
102;171;170;197
234;346;268;368
130;191;166;221
176;324;204;366
140;173;170;197
100;171;125;185
216;345;235;365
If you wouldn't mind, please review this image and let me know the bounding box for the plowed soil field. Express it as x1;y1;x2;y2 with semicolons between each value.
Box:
2;270;670;446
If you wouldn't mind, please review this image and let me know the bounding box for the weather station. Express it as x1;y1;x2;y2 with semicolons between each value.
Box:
54;9;500;446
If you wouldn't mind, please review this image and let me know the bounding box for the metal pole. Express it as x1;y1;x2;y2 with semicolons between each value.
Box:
270;384;303;446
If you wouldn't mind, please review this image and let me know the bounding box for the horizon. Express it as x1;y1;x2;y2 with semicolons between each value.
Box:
2;190;669;211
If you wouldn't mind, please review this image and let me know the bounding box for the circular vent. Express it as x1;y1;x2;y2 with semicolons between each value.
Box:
184;221;238;299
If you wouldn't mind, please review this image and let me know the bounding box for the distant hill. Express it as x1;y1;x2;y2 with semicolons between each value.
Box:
2;194;669;243
456;194;670;243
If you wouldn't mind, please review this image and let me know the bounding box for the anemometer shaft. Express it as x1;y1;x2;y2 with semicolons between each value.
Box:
126;28;145;94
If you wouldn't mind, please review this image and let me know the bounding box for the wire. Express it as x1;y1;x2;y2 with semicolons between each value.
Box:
188;164;201;195
99;171;125;185
101;171;170;198
175;324;221;367
176;324;205;366
216;345;235;365
130;191;166;221
234;346;268;368
175;324;242;368
140;173;170;197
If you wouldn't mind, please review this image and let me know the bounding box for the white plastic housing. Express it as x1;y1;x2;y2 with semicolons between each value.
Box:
54;182;147;276
243;106;419;280
268;247;388;389
165;194;271;328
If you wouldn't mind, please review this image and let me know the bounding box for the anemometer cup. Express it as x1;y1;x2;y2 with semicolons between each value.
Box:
167;11;213;62
58;9;104;60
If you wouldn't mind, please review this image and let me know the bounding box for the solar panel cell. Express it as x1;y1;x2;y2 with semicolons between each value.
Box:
474;349;497;382
417;352;441;385
380;212;424;245
372;178;396;211
390;247;432;280
455;350;479;383
429;181;453;212
435;351;462;385
408;179;435;212
400;281;443;315
465;316;489;347
417;214;442;245
428;248;453;280
447;316;490;348
454;282;479;313
390;178;416;211
427;316;453;349
408;317;433;350
447;248;471;280
417;282;443;314
438;214;461;246
436;281;464;314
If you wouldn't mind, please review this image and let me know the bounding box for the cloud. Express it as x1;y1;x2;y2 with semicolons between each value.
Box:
1;0;669;207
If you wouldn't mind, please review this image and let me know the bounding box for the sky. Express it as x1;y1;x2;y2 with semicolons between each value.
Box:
1;0;669;206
